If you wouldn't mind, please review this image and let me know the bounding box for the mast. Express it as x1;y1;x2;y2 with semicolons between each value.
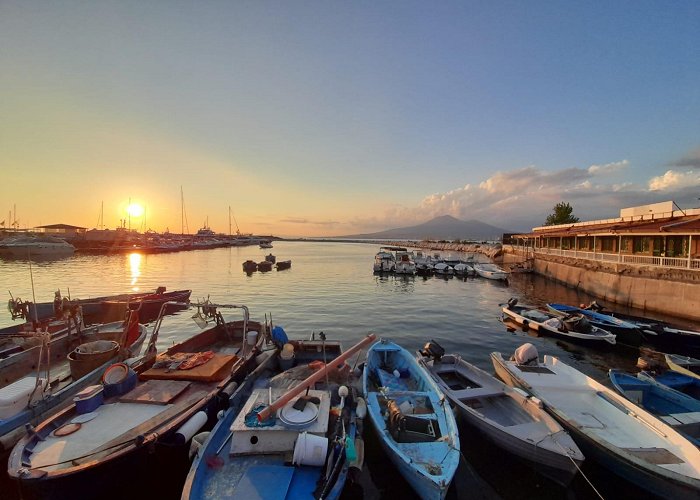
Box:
181;186;184;235
229;206;232;237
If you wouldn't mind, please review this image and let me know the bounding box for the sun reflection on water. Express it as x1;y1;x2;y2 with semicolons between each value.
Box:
128;252;142;289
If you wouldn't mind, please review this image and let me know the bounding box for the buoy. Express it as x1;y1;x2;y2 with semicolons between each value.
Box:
174;411;208;445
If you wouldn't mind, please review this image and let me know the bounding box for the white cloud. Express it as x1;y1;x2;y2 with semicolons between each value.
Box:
587;160;629;175
648;169;700;191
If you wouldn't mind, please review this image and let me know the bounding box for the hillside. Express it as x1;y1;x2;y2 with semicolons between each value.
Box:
340;215;509;240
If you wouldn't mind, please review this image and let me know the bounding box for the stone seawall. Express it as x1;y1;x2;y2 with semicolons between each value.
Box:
390;241;505;259
529;254;700;321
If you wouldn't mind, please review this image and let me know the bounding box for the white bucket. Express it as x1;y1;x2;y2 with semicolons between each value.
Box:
246;331;258;346
293;432;328;467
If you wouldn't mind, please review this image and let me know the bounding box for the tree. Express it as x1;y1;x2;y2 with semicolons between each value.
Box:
545;202;580;226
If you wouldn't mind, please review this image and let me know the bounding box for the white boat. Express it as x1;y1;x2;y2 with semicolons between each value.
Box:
491;345;700;499
473;262;509;281
259;241;273;249
433;262;454;276
0;236;75;257
453;263;474;276
373;250;395;273
394;251;416;275
417;342;583;485
666;353;700;380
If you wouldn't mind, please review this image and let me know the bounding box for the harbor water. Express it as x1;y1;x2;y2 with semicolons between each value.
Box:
0;241;668;499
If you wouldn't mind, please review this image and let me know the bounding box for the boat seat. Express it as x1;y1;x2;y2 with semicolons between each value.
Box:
453;387;503;400
0;376;48;420
669;412;700;425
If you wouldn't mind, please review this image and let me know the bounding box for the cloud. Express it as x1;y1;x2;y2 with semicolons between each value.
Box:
279;217;339;226
669;149;700;168
649;169;700;191
587;160;629;175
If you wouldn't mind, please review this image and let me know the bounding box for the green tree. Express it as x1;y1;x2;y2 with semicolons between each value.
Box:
545;202;580;226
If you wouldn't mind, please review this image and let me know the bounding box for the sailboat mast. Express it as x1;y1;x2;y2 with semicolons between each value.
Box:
181;186;184;235
229;206;232;237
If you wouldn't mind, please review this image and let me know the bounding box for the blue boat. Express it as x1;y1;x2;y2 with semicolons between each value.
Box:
546;303;643;347
637;370;700;400
609;369;700;446
363;339;460;500
182;334;372;500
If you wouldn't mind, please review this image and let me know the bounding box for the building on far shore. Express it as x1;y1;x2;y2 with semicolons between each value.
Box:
512;201;700;270
34;224;87;240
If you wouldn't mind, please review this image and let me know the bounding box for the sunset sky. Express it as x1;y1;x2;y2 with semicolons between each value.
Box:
1;1;699;236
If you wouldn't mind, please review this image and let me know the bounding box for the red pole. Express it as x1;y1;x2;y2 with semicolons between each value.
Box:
257;333;376;422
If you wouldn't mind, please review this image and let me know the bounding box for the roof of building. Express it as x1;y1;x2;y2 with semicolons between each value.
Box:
35;224;87;230
515;214;700;238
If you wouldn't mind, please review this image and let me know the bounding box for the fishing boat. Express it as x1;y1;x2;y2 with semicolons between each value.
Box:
182;334;373;500
473;263;509;282
7;287;191;325
609;370;700;446
637;370;700;400
363;339;460;500
452;263;474;276
545;303;642;347
275;260;292;271
666;353;700;380
491;345;700;499
257;260;273;272
259;241;273;249
502;298;616;347
373;247;399;273
417;341;583;485
394;252;417;275
8;301;268;500
432;262;453;276
242;260;257;273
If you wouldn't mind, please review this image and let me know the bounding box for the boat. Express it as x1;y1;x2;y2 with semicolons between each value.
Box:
432;262;453;276
242;260;257;273
257;260;273;272
491;345;700;499
414;251;435;275
0;311;147;455
372;247;397;273
583;301;700;354
452;263;474;276
502;298;616;347
546;303;643;347
264;253;276;264
7;286;191;325
363;339;460;500
637;370;700;400
394;251;416;275
182;333;374;500
473;262;509;282
609;369;700;446
0;236;75;258
8;301;268;500
275;260;292;271
416;341;583;485
259;241;273;249
666;353;700;380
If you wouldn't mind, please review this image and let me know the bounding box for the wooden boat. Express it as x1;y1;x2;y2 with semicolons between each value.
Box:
491;346;700;499
416;341;583;485
363;339;460;500
242;260;257;273
182;335;372;500
257;260;273;272
609;370;700;446
8;301;268;500
8;287;191;325
546;303;642;347
637;370;700;400
666;353;700;380
502;299;616;346
275;260;292;271
473;262;509;281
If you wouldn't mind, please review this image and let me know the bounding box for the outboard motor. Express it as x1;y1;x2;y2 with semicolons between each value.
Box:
507;297;518;309
420;340;445;362
513;343;539;366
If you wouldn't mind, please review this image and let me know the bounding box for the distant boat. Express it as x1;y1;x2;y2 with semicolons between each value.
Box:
275;260;292;271
394;251;416;275
0;235;75;257
242;260;257;273
257;260;273;272
473;263;509;281
609;369;700;446
417;341;583;485
502;298;616;346
363;339;460;500
492;345;700;499
259;240;273;249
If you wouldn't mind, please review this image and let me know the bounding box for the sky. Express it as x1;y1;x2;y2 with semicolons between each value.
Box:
1;1;699;236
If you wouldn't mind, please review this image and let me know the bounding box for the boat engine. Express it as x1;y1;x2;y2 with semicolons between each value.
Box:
506;297;518;309
420;340;445;362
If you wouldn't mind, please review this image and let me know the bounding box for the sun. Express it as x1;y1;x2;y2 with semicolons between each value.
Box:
127;203;144;217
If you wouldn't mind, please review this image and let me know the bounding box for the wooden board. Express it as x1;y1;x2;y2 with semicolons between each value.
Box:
118;380;191;405
140;353;239;382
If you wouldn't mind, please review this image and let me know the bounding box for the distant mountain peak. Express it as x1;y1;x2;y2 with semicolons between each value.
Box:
339;214;509;240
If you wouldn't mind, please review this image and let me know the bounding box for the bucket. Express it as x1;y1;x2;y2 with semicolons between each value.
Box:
246;331;258;347
279;345;295;370
68;341;120;380
102;363;137;398
292;432;328;467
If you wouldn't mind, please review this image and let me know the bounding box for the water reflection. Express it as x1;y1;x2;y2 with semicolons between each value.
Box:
128;252;142;290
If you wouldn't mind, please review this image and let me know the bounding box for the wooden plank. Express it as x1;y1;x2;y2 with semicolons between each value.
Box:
118;380;191;405
73;390;208;465
139;353;238;382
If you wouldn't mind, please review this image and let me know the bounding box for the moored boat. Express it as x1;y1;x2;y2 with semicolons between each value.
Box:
546;303;643;347
242;260;257;273
275;260;291;271
417;341;583;485
502;299;616;347
363;339;460;500
637;370;700;400
491;345;700;499
609;369;700;446
8;301;268;500
666;353;700;380
473;263;509;282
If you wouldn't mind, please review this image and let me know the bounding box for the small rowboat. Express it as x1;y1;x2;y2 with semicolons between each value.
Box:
546;303;642;347
363;339;460;500
473;263;509;281
666;353;700;380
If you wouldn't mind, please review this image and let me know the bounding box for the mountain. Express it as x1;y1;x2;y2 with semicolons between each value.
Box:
340;215;509;240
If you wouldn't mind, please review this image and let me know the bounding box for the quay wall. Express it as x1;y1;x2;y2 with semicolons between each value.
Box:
529;254;700;321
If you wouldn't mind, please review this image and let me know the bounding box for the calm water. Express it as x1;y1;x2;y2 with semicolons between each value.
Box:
0;242;656;499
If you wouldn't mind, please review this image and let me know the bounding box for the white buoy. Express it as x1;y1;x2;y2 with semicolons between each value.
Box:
338;385;348;410
174;411;208;445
